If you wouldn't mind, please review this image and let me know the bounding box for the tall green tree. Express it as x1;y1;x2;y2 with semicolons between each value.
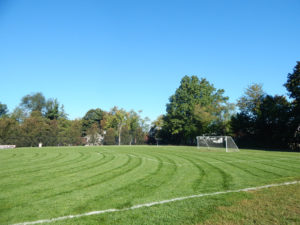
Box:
163;75;230;144
231;84;265;147
65;119;83;146
104;107;128;145
82;108;105;135
127;110;149;144
256;95;291;148
45;98;67;120
127;110;140;144
20;92;46;114
232;83;292;149
284;61;300;149
20;112;49;147
284;61;300;101
237;83;265;117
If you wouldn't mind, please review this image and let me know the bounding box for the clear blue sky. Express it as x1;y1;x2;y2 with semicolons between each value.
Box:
0;0;299;121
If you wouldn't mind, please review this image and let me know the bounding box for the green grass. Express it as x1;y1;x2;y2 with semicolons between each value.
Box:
202;182;300;225
0;146;300;225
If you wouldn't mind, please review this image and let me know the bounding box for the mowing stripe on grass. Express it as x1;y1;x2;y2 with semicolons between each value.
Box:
12;180;300;225
127;154;181;166
124;154;300;167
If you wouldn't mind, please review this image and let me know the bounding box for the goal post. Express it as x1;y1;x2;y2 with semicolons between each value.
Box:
196;136;239;152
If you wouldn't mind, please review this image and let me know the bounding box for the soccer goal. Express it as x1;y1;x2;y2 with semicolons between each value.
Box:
196;136;239;152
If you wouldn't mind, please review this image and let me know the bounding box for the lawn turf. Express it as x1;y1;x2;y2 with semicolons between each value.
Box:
0;146;299;225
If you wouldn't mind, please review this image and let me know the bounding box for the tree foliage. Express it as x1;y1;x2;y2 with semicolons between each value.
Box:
82;108;105;135
237;83;265;117
0;102;8;117
256;95;291;148
1;66;299;150
284;61;300;101
0;117;19;145
232;85;295;149
20;92;46;114
148;115;164;144
86;123;101;145
45;99;67;120
121;126;131;145
104;128;116;145
104;107;128;145
19;93;66;121
284;61;300;149
162;76;231;144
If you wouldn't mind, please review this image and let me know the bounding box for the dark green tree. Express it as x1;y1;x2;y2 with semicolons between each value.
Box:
82;108;105;135
231;84;265;147
255;95;291;148
284;61;300;149
284;61;300;101
163;76;230;144
45;99;67;120
232;83;292;149
231;112;254;139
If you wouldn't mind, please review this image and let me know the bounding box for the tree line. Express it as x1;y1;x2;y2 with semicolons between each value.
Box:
148;62;300;150
0;94;149;147
1;62;299;149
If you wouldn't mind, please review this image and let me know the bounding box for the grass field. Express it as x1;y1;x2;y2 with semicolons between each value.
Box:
0;146;300;225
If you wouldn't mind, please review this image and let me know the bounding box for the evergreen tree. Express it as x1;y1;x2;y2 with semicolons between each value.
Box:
45;99;67;120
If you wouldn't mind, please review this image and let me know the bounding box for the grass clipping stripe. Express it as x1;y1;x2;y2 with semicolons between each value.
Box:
12;180;300;225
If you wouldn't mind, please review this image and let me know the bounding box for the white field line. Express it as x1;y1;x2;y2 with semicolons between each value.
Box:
12;180;300;225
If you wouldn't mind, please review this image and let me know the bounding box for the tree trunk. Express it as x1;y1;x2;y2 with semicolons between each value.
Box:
118;126;122;145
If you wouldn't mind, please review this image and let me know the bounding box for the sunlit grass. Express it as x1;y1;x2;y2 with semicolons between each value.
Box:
0;146;299;225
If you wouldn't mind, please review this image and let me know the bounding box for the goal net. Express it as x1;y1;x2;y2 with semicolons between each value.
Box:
196;136;239;152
